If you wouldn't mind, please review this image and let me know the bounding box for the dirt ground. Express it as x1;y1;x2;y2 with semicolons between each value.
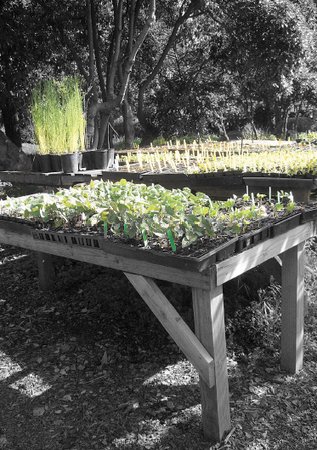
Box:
0;241;317;450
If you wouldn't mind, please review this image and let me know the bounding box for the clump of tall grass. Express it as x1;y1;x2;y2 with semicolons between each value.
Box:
31;77;85;155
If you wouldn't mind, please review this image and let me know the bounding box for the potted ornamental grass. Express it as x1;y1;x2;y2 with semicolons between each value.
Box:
31;77;86;173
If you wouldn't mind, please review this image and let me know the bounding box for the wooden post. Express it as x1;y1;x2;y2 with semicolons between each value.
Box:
280;242;305;373
36;252;56;291
192;278;231;442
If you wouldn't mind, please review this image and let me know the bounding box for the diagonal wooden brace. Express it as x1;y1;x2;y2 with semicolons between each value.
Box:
125;272;215;388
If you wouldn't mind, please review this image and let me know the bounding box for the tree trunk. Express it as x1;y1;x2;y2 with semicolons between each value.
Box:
250;120;258;140
1;97;21;148
282;108;290;139
122;98;135;148
216;115;229;141
274;103;282;135
248;99;258;140
294;101;303;136
98;112;111;149
137;84;159;144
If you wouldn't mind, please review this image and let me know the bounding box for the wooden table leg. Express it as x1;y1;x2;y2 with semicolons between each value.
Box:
280;242;305;373
192;281;231;442
36;252;56;291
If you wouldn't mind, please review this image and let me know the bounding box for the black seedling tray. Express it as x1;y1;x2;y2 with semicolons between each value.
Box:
30;227;239;272
270;213;302;237
300;205;317;223
98;236;240;272
102;171;143;182
1;204;316;274
32;229;103;249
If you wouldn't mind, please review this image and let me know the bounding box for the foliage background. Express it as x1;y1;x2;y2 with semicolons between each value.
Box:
1;0;317;148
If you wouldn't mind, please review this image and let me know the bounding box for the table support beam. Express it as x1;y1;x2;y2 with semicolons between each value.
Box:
280;242;305;373
192;282;231;442
125;273;215;388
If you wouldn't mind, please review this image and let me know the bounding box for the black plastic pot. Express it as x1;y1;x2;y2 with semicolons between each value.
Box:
92;150;109;170
90;149;115;170
32;155;41;172
50;154;62;172
82;151;94;170
81;149;115;171
78;152;83;171
107;149;115;168
37;154;52;173
60;153;80;173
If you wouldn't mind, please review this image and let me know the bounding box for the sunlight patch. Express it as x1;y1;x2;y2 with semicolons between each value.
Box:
0;253;28;266
111;405;201;448
112;423;170;448
0;351;23;381
9;373;51;397
143;360;199;386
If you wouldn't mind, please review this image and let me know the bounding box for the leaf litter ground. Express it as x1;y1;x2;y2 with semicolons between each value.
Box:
0;241;317;449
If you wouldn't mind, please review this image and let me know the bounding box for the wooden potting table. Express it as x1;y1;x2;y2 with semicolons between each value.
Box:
0;218;315;443
0;170;103;187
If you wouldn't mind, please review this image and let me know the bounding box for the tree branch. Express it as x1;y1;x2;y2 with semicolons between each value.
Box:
128;0;137;57
108;0;123;96
140;0;201;92
91;0;107;101
137;0;202;131
118;0;156;103
34;0;89;81
87;0;96;85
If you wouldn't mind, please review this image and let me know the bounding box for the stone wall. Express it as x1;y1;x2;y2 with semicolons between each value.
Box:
0;131;32;171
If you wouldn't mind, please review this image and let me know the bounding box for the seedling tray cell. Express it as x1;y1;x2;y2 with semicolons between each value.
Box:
214;238;239;262
236;225;271;253
32;230;102;249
